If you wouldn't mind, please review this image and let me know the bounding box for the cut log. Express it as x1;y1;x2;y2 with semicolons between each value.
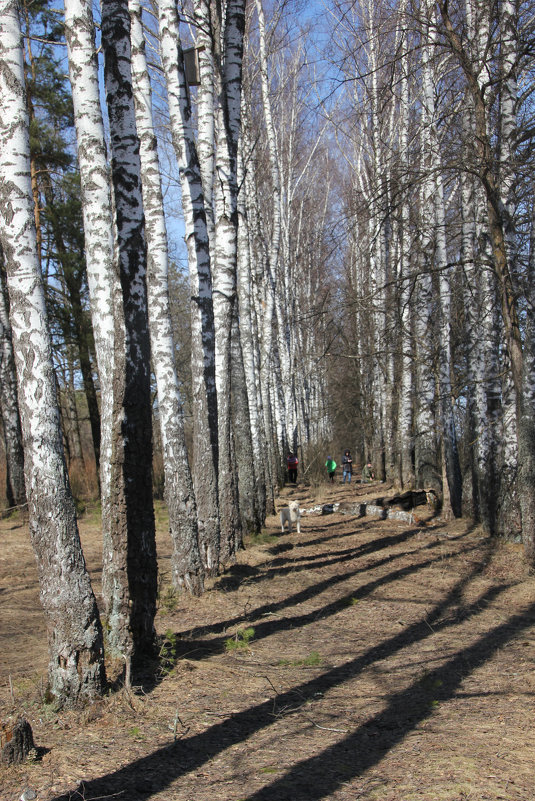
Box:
374;490;432;510
0;717;35;764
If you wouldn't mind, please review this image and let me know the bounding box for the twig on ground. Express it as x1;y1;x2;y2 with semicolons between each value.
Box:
169;708;189;740
300;711;349;733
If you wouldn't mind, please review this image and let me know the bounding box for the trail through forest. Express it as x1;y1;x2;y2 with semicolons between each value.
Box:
1;482;534;801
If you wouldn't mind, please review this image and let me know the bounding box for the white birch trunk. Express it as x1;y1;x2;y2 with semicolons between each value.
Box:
0;0;105;704
237;131;266;520
210;0;246;564
129;0;203;595
64;0;117;602
414;2;440;494
194;0;216;252
424;5;462;514
398;29;415;488
158;0;220;573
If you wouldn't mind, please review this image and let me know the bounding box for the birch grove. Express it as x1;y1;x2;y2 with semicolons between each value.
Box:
327;0;535;556
3;0;535;706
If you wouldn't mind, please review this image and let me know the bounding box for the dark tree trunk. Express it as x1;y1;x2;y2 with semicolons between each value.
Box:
101;0;157;668
231;312;261;539
0;252;26;509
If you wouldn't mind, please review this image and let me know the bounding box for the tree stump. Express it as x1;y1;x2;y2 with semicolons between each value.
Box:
0;717;35;764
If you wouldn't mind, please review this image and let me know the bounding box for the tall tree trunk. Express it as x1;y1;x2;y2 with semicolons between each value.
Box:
413;4;440;497
421;4;462;514
130;0;204;595
158;0;220;574
211;0;246;564
439;0;535;563
64;0;117;592
397;22;415;489
101;0;157;664
0;1;105;704
237;129;267;521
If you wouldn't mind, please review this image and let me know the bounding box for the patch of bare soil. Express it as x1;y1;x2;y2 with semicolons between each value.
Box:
1;482;535;801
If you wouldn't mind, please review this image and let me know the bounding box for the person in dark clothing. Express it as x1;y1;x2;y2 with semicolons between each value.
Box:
287;452;298;484
342;449;353;483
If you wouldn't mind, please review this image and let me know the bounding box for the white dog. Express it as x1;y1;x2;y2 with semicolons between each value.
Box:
280;500;301;534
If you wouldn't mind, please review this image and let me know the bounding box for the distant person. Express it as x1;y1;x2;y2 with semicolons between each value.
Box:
342;449;353;483
287;452;298;484
362;462;375;483
325;456;337;483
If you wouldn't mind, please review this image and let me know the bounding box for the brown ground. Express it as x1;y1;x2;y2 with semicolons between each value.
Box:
1;482;535;801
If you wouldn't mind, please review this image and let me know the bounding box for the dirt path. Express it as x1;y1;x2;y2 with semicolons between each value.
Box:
1;483;535;801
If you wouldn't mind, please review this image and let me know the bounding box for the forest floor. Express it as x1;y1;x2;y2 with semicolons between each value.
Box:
1;481;535;801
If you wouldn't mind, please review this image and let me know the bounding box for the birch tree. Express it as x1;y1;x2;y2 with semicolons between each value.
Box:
64;0;117;573
420;0;461;511
101;0;157;663
129;0;204;594
0;244;26;509
208;0;247;562
159;0;220;574
437;0;535;561
0;0;105;704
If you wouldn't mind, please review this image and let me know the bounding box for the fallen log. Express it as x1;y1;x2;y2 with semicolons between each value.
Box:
373;490;432;510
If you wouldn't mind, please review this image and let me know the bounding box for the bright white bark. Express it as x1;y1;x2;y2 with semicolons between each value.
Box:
0;0;105;704
423;2;462;513
414;1;440;493
130;0;204;594
194;0;216;251
211;0;246;563
158;0;220;573
63;0;116;583
397;18;414;488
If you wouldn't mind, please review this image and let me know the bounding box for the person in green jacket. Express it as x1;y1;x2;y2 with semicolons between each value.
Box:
362;462;375;482
325;456;337;483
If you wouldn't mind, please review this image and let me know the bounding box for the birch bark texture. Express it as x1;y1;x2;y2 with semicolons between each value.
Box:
159;0;221;574
0;0;105;705
209;0;246;564
64;0;117;588
0;245;26;509
129;0;204;595
101;0;158;661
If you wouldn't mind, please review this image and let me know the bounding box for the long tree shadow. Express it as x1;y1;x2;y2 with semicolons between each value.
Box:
140;529;467;685
283;512;448;551
263;526;421;570
261;521;467;573
243;598;535;801
49;542;514;801
164;537;484;666
172;528;477;651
